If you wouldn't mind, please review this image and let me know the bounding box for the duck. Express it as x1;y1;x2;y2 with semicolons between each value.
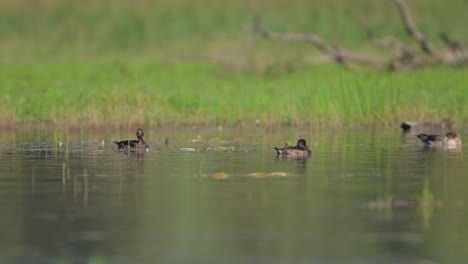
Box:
114;128;149;150
274;139;312;157
416;131;462;149
400;119;453;135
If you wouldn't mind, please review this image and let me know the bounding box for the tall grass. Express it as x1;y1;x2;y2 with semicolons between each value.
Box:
1;62;467;128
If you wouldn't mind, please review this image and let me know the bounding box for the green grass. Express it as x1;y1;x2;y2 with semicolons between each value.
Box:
1;0;467;128
1;62;467;128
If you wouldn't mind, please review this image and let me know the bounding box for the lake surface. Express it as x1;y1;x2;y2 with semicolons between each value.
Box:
1;126;467;264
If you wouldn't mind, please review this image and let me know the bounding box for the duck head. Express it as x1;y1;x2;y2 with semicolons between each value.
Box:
446;131;459;139
297;139;309;149
136;128;144;139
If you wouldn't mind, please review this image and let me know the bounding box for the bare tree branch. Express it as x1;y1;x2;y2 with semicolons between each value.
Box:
392;0;433;54
256;20;385;70
440;33;462;53
439;33;468;66
358;17;414;58
255;22;333;54
251;1;467;72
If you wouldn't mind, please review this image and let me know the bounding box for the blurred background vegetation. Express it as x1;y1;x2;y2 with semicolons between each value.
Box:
1;0;467;128
2;0;467;63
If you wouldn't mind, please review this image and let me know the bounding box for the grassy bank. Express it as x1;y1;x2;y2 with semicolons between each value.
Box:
1;0;467;128
1;62;467;128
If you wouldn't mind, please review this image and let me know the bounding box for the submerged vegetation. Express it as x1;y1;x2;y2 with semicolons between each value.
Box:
1;0;467;128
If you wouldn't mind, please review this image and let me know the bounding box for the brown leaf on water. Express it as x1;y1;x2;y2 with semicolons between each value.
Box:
246;172;267;178
210;172;230;180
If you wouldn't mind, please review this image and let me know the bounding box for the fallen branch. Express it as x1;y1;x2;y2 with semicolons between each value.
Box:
358;17;415;60
392;0;433;54
256;21;384;70
439;33;468;66
254;0;466;72
255;22;332;54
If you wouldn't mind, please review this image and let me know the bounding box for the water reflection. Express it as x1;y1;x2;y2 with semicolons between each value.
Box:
0;128;467;263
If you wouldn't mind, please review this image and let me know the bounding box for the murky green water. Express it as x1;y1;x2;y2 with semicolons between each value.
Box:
1;127;467;264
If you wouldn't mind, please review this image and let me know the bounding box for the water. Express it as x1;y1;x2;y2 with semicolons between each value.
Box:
1;127;467;264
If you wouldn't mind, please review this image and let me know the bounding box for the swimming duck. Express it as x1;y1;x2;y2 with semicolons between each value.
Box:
274;139;312;157
114;128;149;150
416;131;462;148
401;119;453;134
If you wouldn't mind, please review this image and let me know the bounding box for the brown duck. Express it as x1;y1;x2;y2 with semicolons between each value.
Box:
416;131;462;149
274;139;312;157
